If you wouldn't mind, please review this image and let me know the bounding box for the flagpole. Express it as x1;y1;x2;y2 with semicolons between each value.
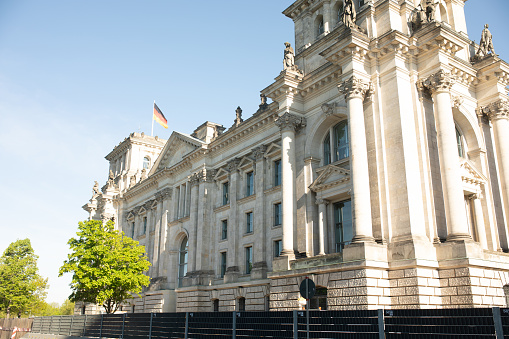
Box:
151;100;155;136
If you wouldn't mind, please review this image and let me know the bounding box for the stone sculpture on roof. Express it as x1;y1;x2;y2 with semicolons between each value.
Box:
342;0;356;28
233;106;243;127
283;42;295;70
92;181;99;196
424;0;436;22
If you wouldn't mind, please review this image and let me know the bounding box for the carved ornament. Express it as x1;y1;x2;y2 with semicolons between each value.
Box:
321;102;338;117
452;96;464;109
274;112;307;133
226;158;241;172
315;198;329;206
252;145;268;161
482;100;509;121
338;76;374;100
419;70;455;94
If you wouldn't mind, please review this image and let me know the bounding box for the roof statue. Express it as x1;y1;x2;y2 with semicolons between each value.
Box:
424;0;436;23
257;94;269;112
233;106;243;127
473;24;496;62
342;0;357;28
92;181;99;196
283;42;295;70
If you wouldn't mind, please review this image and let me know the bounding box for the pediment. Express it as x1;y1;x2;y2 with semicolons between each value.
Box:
264;143;281;158
214;168;229;181
309;164;350;192
126;212;135;221
150;132;205;174
460;159;487;186
151;200;158;209
138;206;147;215
238;156;255;171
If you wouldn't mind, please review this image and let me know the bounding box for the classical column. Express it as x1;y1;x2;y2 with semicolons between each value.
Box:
188;173;200;273
316;198;329;255
420;70;471;241
224;158;241;282
275;113;306;258
470;193;488;249
157;188;172;276
484;100;509;225
338;76;375;243
323;0;331;33
252;145;268;278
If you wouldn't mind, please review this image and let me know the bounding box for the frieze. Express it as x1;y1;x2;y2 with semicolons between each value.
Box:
418;70;455;94
155;187;173;201
338;76;374;100
274;112;307;133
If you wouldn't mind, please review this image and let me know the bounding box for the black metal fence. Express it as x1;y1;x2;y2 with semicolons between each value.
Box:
30;308;509;338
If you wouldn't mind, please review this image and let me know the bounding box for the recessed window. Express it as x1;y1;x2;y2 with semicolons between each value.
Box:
220;252;227;278
310;287;327;310
221;220;228;240
143;216;147;234
213;299;219;312
318;19;324;36
246;171;254;196
238;297;246;312
274;240;282;258
178;237;188;287
131;221;135;238
456;127;464;158
245;247;253;274
334;200;353;252
274;203;282;226
222;182;229;205
246;212;253;233
324;121;349;165
274;159;281;186
143;156;150;170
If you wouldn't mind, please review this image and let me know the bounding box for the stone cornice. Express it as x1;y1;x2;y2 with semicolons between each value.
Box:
274;113;307;133
473;57;509;88
338;76;374;100
418;70;455;94
283;0;318;20
106;133;166;161
262;69;304;104
319;28;371;65
123;178;159;201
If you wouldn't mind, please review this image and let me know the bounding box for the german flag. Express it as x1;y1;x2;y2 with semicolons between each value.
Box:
153;102;168;129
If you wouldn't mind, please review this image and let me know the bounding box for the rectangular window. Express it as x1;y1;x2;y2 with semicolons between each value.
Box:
274;160;281;186
220;252;227;278
222;182;229;205
246;171;254;196
334;200;353;252
143;216;147;234
274;240;282;258
131;222;135;238
246;212;253;233
221;220;228;240
274;203;282;226
245;247;252;274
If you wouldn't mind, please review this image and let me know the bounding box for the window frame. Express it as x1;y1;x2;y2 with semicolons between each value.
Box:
222;181;230;205
245;246;253;274
246;171;254;197
323;120;349;166
274;239;282;258
246;211;254;234
220;251;227;278
221;219;228;240
274;202;282;227
178;237;188;287
274;159;282;187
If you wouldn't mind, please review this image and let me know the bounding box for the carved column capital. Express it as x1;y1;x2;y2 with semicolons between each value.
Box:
419;70;455;94
481;99;509;121
315;198;329;206
338;76;374;100
226;158;241;172
274;112;307;133
252;145;267;161
202;169;216;183
189;172;201;187
156;187;173;201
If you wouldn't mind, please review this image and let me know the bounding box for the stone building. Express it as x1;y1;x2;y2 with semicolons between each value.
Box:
82;0;509;313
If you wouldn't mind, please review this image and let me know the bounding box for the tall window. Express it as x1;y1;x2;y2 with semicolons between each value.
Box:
245;247;253;274
143;216;147;234
220;252;227;278
323;121;349;165
274;203;282;226
334;200;353;252
246;171;254;196
213;299;219;312
222;182;229;205
456;127;464;158
274;240;282;257
178;237;188;287
274;159;282;186
143;156;150;170
246;212;253;233
238;297;246;312
131;221;135;238
318;19;324;36
221;220;228;240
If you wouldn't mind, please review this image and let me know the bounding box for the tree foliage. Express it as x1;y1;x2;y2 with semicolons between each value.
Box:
0;239;48;317
33;299;75;316
59;220;150;314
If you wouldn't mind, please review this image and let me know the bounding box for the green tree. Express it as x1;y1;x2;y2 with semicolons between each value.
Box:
59;220;150;314
59;299;75;315
0;239;48;318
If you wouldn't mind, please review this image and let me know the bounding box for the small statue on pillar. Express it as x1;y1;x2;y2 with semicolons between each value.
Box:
283;42;295;70
342;0;357;28
424;0;436;23
257;94;269;112
92;181;100;196
233;106;243;127
472;24;497;62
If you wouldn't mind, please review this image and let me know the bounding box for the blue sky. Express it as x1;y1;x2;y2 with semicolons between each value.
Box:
0;1;507;305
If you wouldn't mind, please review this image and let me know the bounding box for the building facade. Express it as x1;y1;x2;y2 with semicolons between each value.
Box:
82;0;509;313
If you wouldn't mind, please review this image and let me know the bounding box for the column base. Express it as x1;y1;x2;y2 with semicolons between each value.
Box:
351;235;376;243
446;233;473;242
273;253;295;272
224;266;240;284
343;241;387;262
251;261;268;279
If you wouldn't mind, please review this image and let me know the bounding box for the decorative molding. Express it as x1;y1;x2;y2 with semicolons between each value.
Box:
480;99;509;121
418;70;455;94
321;102;338;117
338;76;374;100
252;145;268;161
274;113;307;133
226;158;241;172
315;198;329;206
452;95;464;109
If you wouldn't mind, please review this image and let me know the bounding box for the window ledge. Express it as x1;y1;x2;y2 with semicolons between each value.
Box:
238;194;256;205
264;185;281;195
214;204;230;213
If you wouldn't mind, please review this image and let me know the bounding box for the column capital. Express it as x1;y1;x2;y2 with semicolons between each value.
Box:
419;70;455;94
252;145;268;161
480;99;509;121
338;76;374;100
315;198;329;206
155;187;173;202
226;158;241;172
189;172;201;187
275;112;307;133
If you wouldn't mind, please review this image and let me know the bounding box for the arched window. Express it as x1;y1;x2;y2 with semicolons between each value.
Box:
323;121;349;165
178;236;188;287
143;156;150;170
456;127;464;158
334;2;344;26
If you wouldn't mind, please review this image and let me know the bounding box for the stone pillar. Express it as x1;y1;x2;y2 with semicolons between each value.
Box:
224;158;240;283
158;188;171;276
252;145;268;279
338;76;375;243
471;194;488;249
420;70;471;241
274;113;307;259
484;100;509;229
188;174;200;274
316;198;328;255
323;0;331;33
152;198;162;277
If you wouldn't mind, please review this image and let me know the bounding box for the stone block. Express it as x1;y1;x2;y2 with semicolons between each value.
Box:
379;296;392;305
439;269;455;278
334;280;349;288
484;270;495;279
479;278;491;287
454;268;469;277
469;267;484;277
404;269;417;277
388;270;405;279
398;296;419;305
439;279;449;287
390;287;406;296
378;279;390;288
398;277;418;287
348;278;367;287
441;287;458;296
329;289;343;297
343;287;368;296
450;295;473;305
456;286;472;295
449;277;470;286
491;279;503;288
428;279;440;287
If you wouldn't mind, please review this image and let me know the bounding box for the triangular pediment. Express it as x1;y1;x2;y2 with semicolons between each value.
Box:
264;143;281;158
151;200;158;209
309;164;350;192
460;159;487;185
150;132;205;175
238;156;255;171
126;212;135;220
214;168;229;181
138;206;147;215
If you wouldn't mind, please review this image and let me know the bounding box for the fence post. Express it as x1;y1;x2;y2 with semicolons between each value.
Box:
121;313;126;339
185;312;189;339
293;310;298;339
99;314;103;338
232;312;237;339
377;309;385;339
493;307;504;338
148;313;153;339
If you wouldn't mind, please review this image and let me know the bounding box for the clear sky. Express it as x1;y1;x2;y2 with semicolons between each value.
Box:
0;1;507;305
